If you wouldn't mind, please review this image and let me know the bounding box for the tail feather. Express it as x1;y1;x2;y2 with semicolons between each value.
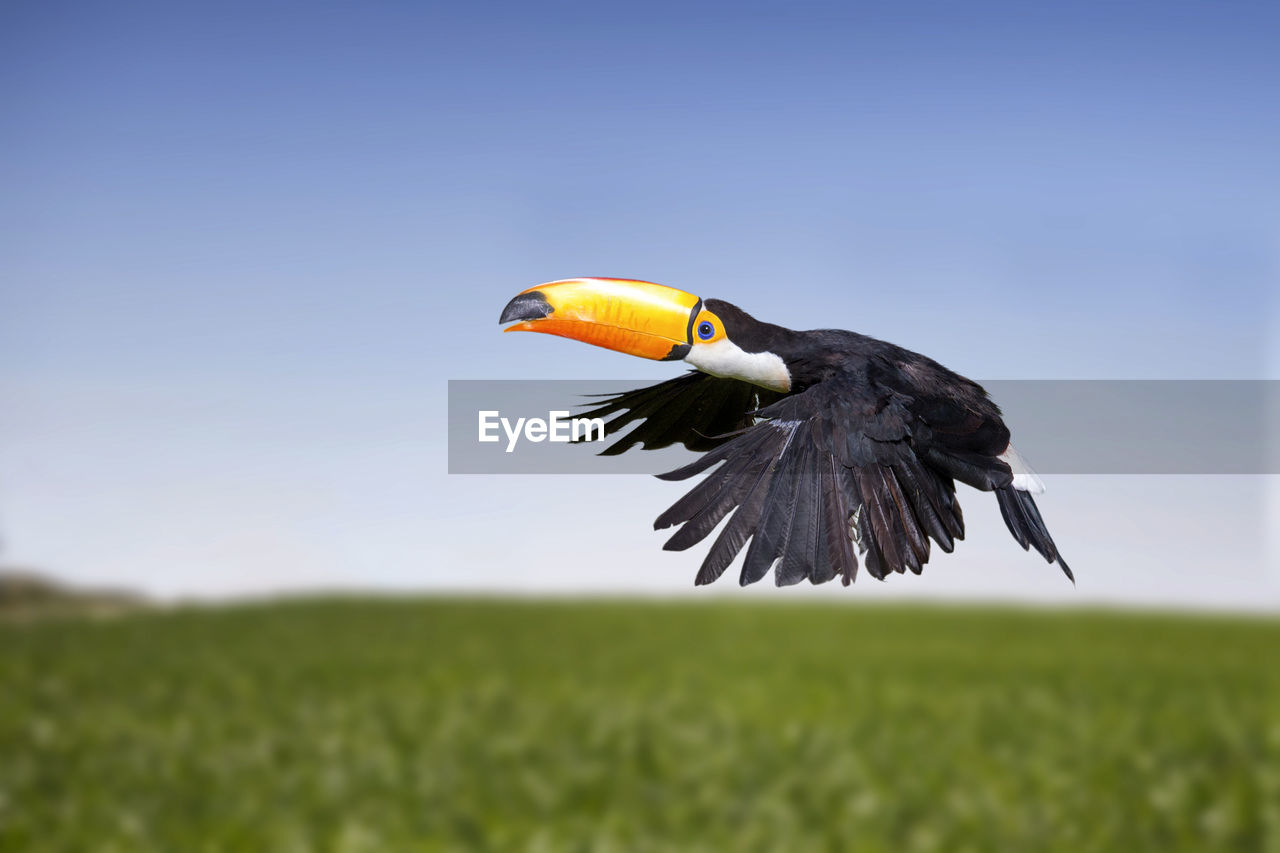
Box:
995;487;1073;583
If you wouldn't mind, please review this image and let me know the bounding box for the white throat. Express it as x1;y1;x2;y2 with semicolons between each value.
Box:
685;338;792;392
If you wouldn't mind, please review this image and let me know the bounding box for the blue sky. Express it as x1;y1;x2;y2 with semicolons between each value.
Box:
2;1;1277;604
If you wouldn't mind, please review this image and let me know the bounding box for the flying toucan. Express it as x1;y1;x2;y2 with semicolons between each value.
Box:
499;278;1072;588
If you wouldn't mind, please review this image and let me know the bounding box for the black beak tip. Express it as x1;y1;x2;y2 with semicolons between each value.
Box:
499;291;554;324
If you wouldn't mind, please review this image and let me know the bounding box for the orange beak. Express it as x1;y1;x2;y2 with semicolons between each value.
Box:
499;278;702;361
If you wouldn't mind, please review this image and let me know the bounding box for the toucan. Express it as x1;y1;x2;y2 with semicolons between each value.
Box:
499;278;1072;587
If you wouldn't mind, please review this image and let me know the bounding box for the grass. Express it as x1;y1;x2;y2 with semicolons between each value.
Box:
1;598;1277;851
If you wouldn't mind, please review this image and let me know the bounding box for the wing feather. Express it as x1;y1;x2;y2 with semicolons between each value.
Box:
653;428;776;531
576;371;783;454
654;380;972;586
659;446;773;552
740;423;807;586
823;456;859;585
582;365;1068;586
891;459;954;553
693;425;794;585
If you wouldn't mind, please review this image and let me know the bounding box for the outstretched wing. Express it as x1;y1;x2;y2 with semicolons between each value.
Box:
575;371;785;455
653;378;969;586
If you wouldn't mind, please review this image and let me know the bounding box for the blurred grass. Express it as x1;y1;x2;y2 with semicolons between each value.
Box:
1;598;1277;852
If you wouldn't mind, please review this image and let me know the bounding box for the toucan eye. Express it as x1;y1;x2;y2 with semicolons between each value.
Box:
697;321;715;340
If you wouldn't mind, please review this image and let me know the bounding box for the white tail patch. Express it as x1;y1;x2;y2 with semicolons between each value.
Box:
999;445;1045;494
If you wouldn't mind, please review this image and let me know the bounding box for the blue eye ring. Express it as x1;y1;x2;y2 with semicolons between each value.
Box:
697;321;715;340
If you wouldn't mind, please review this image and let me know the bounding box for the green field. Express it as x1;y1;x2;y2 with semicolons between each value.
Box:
1;599;1276;851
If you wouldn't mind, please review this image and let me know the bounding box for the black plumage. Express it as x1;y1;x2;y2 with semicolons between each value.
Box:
578;315;1072;587
575;371;784;454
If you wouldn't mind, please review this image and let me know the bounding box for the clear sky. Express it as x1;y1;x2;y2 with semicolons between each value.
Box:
2;1;1277;606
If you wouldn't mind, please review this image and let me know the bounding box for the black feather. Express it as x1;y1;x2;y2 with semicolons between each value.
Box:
653;429;776;527
661;447;774;551
691;427;792;584
828;460;860;585
577;372;783;454
996;487;1073;582
740;423;807;585
577;329;1073;588
776;442;821;586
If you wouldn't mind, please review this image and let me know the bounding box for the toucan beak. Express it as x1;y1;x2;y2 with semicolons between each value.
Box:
499;278;702;361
